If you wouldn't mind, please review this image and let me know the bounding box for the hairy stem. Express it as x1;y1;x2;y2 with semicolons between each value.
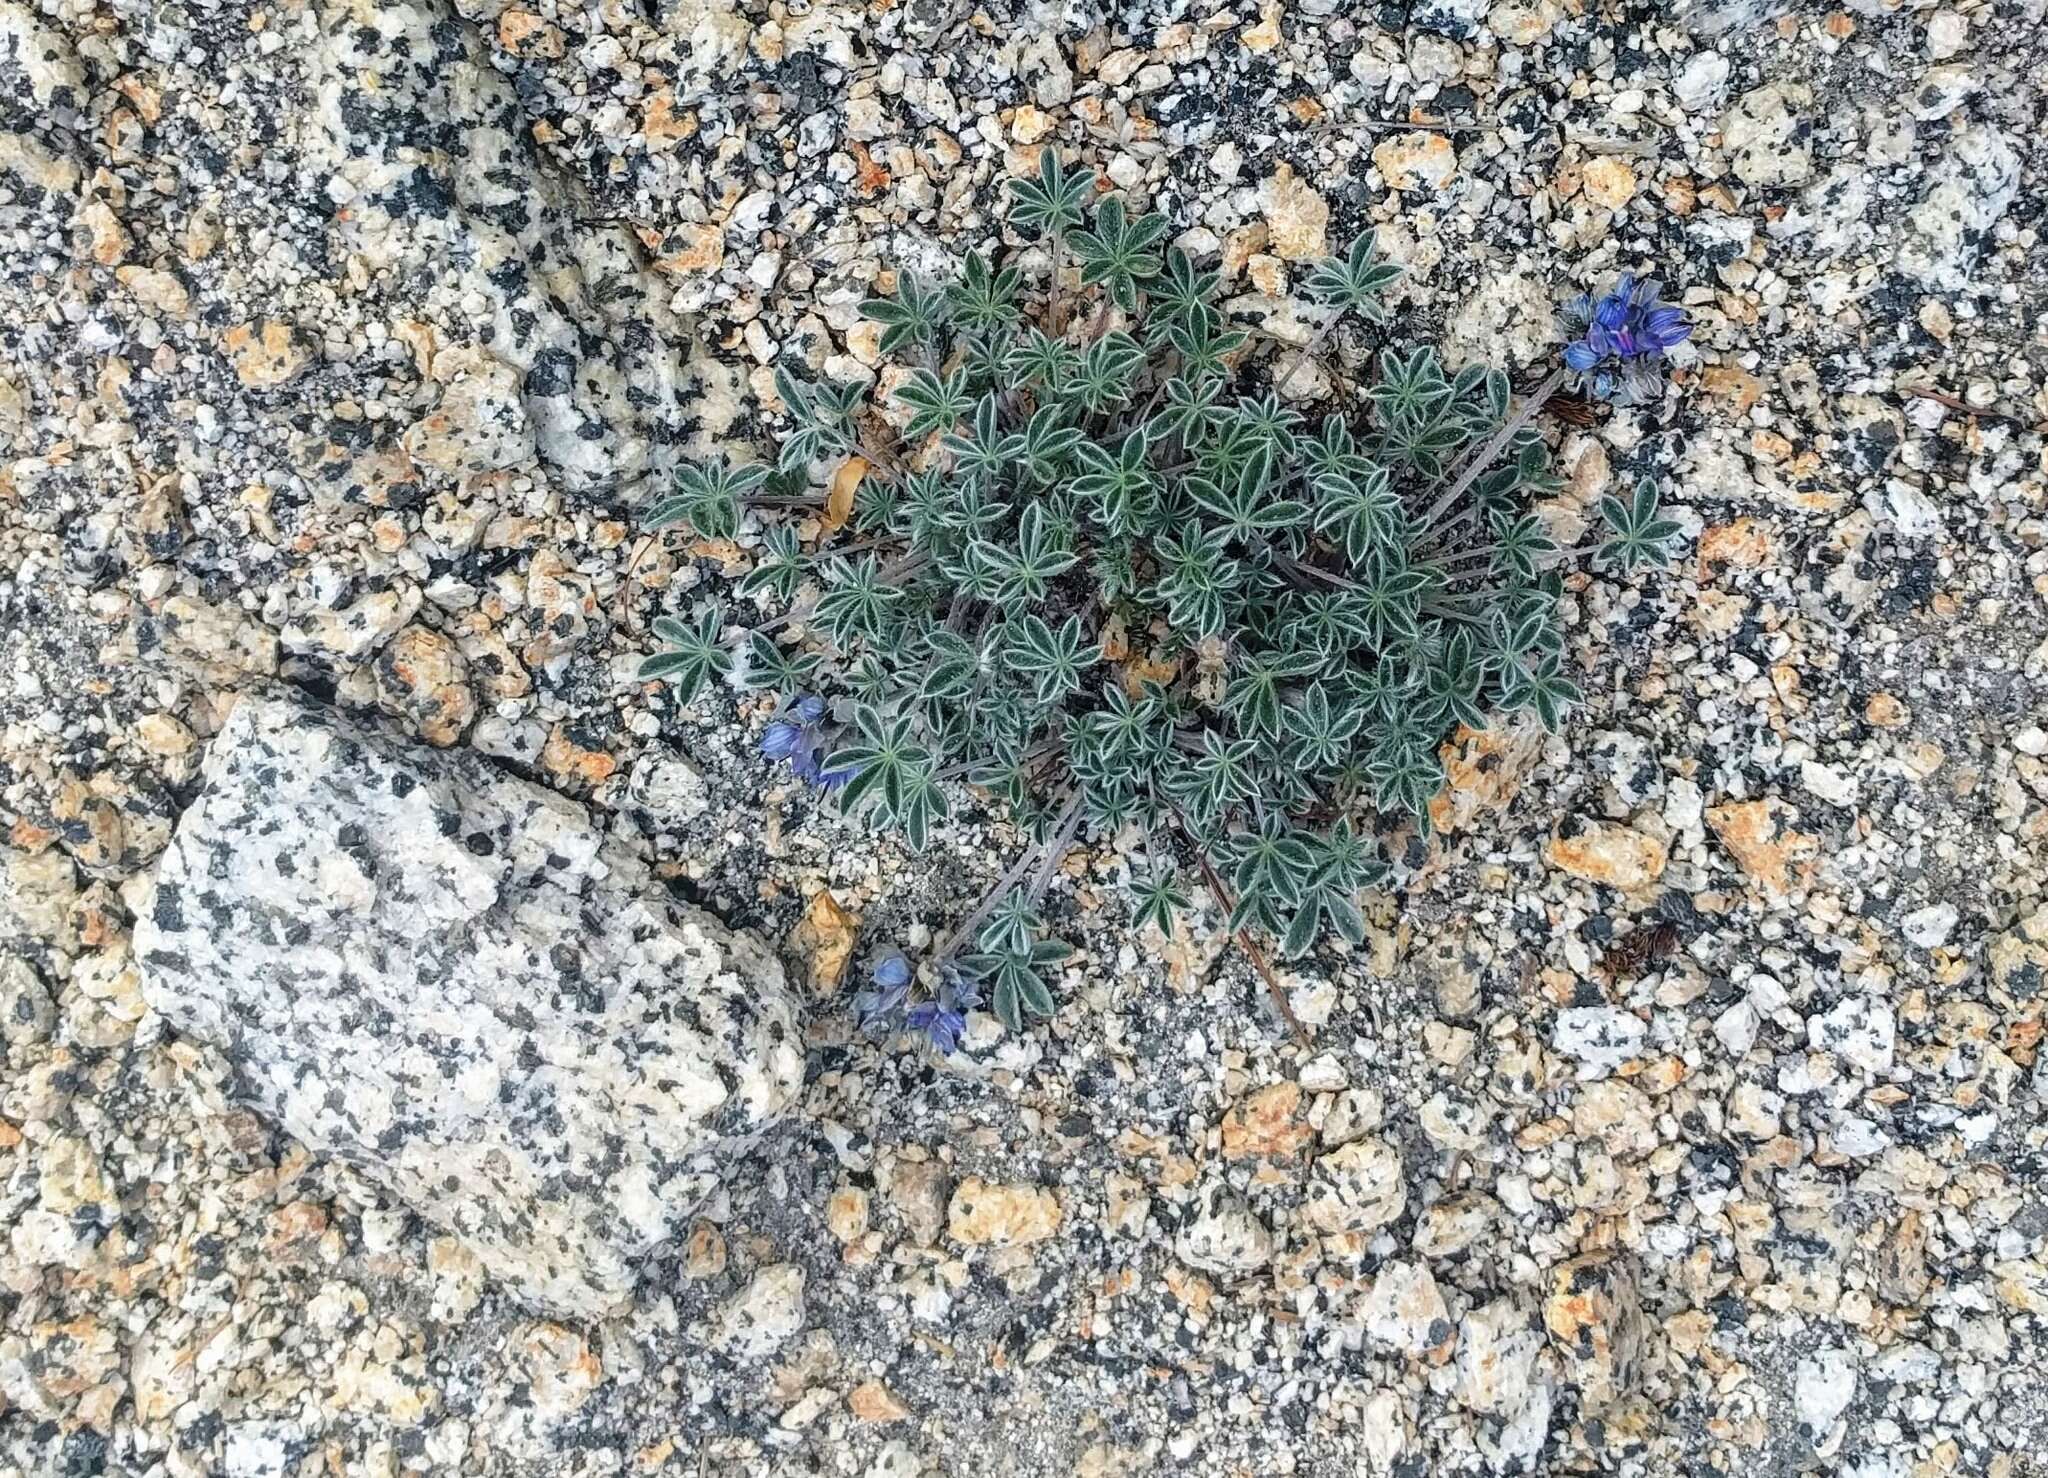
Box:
1194;850;1312;1045
933;788;1083;961
1272;310;1341;401
1417;366;1565;530
1026;792;1089;904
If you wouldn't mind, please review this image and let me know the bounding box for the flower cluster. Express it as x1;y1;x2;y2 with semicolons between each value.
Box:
640;148;1687;1051
853;951;980;1054
1559;272;1691;405
759;694;852;787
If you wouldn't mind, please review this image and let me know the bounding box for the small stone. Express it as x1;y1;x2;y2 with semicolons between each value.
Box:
283;587;421;662
1175;1184;1273;1275
790;889;860;995
827;1185;870;1245
882;1156;950;1246
1552;1007;1646;1079
1794;1348;1857;1445
1413;1192;1499;1259
1908;63;1976;122
517;1322;603;1417
1874;1210;1930;1305
715;1264;805;1359
621;748;709;828
1304;1136;1406;1235
1543;1252;1643;1409
222;320;316;389
1721;84;1812;188
0;955;55;1045
1898;126;2018;289
1453;1297;1546;1414
155;594;280;681
1373;131;1458;192
1220;1081;1312;1160
1674;51;1730;112
848;1380;912;1423
1545;821;1667;889
1240;0;1282;51
1257;164;1329;260
946;1178;1062;1248
116;265;192;319
428;1237;487;1323
1361;1261;1454;1363
1808;995;1895;1075
375;626;476;746
1322;1087;1385;1146
1581;156;1637;210
1008;103;1055;144
1901;902;1959;948
403;355;536;474
684;1220;727;1279
1925;10;1967;58
1708;799;1818;897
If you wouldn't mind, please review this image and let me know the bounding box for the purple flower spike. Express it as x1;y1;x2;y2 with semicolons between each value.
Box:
760;721;806;761
760;693;846;787
853;949;913;1030
1559;270;1691;406
906;998;966;1055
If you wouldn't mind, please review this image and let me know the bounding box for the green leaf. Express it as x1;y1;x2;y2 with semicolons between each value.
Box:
1009;148;1097;239
639;609;733;704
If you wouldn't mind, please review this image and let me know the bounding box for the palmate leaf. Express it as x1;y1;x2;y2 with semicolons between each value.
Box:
1150;524;1239;637
1068;195;1169;313
644;458;765;540
1187;451;1307;540
894;367;972;438
1223;650;1319;742
1598;476;1683;572
1488;510;1558;582
1279;820;1379;957
640;609;733;704
1009;147;1096;238
1502;651;1582;732
1222;815;1317;935
737;524;805;600
742;629;822;694
946;252;1022;331
1003;612;1096;705
1130;865;1191;937
859;271;949;356
814;554;905;645
823;705;950;850
942;394;1014;484
773;368;861;473
1064;331;1145;415
1070;430;1154;536
972;502;1077;604
1303;232;1403;320
1149;248;1221;338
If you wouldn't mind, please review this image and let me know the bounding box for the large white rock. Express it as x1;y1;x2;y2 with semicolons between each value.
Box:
134;689;803;1316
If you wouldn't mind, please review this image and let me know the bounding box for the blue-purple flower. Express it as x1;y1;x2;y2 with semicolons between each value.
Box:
904;996;966;1055
853;948;912;1027
1560;273;1690;405
760;695;856;787
852;951;984;1055
906;968;983;1055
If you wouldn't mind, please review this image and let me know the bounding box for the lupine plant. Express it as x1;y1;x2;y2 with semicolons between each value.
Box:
641;148;1688;1051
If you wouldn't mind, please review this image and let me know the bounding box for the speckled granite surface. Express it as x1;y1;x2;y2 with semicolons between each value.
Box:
135;689;803;1316
2;0;2046;1472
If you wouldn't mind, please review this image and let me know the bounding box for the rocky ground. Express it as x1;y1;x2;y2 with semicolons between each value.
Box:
4;0;2048;1474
